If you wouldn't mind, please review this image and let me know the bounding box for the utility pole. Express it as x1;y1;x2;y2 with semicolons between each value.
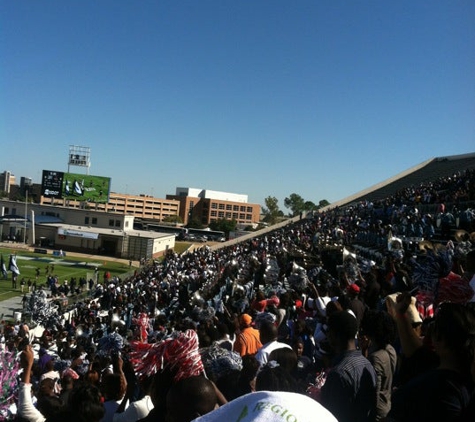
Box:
23;190;28;244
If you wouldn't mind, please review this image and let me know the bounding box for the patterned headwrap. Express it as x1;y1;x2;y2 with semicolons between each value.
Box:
200;343;242;382
129;329;204;382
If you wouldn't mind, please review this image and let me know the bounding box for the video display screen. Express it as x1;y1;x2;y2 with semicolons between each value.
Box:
62;172;111;203
41;170;111;203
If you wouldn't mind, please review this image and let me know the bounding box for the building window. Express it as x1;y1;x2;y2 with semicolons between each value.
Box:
92;217;97;225
211;203;217;209
233;213;238;219
240;206;246;212
247;207;253;213
226;204;232;210
218;203;225;210
246;214;252;220
115;220;121;227
211;210;217;217
109;219;114;226
226;212;231;218
85;217;90;224
218;211;224;218
239;214;245;220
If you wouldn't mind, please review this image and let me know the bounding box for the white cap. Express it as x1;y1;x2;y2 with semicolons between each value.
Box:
192;391;338;422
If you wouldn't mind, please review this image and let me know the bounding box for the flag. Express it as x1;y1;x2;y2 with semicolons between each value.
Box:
0;255;7;278
73;180;83;195
9;254;20;276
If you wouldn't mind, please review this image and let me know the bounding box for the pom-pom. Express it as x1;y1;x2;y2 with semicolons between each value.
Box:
411;248;452;294
26;290;60;328
191;305;215;323
98;331;124;356
129;329;203;382
436;271;474;305
0;349;20;419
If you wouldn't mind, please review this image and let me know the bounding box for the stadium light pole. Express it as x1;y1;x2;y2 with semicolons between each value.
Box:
23;190;28;244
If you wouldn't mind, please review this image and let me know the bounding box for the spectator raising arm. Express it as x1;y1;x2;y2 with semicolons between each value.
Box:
18;345;46;422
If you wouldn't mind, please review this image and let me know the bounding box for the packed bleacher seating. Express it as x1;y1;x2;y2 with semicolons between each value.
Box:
1;156;475;421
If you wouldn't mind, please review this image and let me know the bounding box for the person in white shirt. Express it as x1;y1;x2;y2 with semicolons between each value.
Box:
113;372;154;422
255;321;292;367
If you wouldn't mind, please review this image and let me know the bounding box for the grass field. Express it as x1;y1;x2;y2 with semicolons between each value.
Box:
0;241;195;303
0;248;134;302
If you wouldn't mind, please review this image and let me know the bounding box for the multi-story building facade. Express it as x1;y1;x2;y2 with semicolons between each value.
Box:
3;169;260;229
40;192;181;222
0;199;175;259
0;171;15;194
166;187;261;226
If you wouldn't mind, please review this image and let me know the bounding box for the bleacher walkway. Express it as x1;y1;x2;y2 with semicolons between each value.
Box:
0;293;24;321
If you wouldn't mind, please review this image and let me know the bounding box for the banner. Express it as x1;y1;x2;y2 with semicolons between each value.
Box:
58;228;99;240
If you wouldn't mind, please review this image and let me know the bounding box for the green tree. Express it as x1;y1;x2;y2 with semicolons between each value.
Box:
209;218;237;235
187;217;204;229
318;199;330;209
284;193;306;217
262;196;283;224
304;201;317;211
162;215;183;224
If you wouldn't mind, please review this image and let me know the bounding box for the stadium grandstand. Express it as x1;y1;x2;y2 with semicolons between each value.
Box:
326;152;475;209
215;152;475;250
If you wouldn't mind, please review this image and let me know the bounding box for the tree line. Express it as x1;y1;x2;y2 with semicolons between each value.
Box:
262;194;330;224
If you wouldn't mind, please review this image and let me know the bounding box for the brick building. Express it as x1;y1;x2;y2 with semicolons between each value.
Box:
166;187;261;227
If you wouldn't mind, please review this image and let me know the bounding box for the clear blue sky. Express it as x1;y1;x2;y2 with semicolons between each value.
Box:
1;1;474;209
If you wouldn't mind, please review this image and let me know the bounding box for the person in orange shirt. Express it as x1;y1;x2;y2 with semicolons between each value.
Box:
233;314;262;357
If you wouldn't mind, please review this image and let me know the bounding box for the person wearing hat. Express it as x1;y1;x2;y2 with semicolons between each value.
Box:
233;314;262;357
346;283;366;329
191;390;338;422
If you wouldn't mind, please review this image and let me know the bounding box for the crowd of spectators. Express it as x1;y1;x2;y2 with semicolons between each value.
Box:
0;168;475;422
